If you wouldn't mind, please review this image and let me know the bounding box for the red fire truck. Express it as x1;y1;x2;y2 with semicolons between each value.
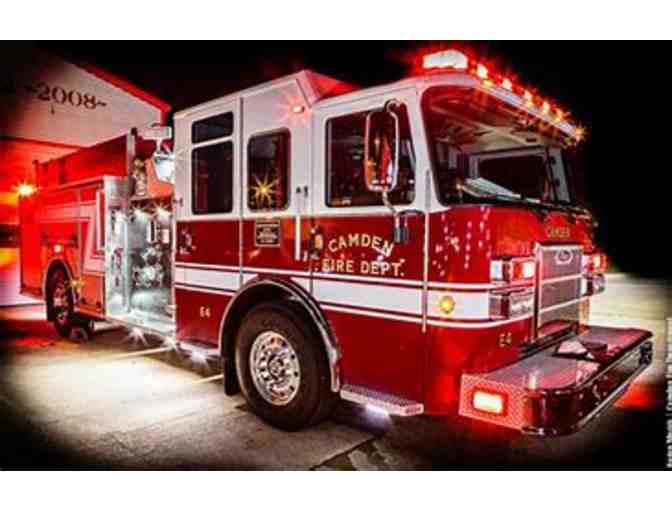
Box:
18;49;653;435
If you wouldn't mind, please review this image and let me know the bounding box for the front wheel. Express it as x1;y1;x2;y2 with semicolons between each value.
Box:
234;301;336;431
47;268;75;337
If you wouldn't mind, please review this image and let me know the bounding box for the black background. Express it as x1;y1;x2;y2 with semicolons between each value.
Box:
41;41;671;278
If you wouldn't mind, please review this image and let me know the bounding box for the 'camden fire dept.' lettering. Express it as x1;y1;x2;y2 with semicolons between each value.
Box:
320;233;405;277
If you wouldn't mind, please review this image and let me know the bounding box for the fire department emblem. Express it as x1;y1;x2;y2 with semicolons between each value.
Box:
554;249;574;266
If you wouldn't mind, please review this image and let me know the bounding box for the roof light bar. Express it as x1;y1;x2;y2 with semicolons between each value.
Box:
421;49;583;140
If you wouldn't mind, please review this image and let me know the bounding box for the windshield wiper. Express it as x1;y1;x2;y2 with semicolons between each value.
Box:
461;179;526;204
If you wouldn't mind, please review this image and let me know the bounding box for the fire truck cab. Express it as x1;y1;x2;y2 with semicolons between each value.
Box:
20;50;653;435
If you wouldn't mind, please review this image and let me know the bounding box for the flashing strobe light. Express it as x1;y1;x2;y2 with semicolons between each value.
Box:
476;63;489;80
423;49;469;70
473;390;505;415
490;257;536;282
16;182;36;198
53;244;63;254
420;48;583;141
291;105;306;114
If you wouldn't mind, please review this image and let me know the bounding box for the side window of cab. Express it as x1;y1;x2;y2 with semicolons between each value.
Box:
191;112;235;215
325;105;415;207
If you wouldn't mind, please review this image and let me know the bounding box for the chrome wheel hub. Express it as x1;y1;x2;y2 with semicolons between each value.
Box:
249;331;300;406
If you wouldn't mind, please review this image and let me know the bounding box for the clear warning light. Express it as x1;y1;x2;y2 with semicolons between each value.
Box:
16;182;36;197
423;50;469;70
473;390;505;415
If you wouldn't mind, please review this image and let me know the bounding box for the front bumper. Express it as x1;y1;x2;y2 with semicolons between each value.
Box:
459;325;653;436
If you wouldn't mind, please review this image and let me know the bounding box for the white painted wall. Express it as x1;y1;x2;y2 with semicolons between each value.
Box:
0;48;164;147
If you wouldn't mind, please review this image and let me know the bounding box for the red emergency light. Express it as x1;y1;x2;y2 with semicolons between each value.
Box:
583;252;607;274
421;49;584;141
490;257;536;284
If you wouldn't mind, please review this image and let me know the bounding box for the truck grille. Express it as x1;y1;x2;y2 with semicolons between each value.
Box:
536;245;583;339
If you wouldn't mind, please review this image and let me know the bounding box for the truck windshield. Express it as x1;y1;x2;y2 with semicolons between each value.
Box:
422;86;579;207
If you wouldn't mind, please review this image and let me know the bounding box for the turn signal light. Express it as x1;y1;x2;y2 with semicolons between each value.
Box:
490;258;536;283
583;252;607;273
473;390;505;415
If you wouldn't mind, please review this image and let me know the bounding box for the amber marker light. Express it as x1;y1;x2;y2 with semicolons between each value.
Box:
438;295;456;316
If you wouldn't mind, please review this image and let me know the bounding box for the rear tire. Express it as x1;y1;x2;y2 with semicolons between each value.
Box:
234;301;336;431
47;268;75;338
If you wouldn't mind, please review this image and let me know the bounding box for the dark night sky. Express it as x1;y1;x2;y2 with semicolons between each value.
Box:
42;42;671;278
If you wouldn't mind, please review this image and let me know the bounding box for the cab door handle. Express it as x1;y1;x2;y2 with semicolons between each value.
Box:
294;186;308;261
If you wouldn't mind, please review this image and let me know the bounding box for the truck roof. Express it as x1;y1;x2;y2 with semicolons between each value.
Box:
173;70;357;119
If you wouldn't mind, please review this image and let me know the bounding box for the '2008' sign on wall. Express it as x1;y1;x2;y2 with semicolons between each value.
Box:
0;75;107;110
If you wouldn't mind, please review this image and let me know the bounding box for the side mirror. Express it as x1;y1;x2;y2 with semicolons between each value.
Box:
363;101;411;245
152;150;176;184
364;106;400;193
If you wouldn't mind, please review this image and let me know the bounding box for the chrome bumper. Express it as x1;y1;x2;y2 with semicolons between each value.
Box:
459;325;653;437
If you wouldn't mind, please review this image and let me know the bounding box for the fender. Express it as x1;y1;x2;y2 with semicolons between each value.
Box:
218;276;342;392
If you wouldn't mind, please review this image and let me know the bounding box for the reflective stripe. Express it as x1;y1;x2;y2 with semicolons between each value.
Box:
174;267;238;292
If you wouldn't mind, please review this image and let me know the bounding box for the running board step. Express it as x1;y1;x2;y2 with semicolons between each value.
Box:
340;384;424;416
177;340;220;359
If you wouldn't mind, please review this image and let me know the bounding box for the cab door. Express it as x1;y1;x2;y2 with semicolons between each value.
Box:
310;89;427;401
173;100;241;345
240;81;312;289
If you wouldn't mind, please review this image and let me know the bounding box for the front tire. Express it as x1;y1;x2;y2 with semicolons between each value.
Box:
47;268;75;338
234;301;335;431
